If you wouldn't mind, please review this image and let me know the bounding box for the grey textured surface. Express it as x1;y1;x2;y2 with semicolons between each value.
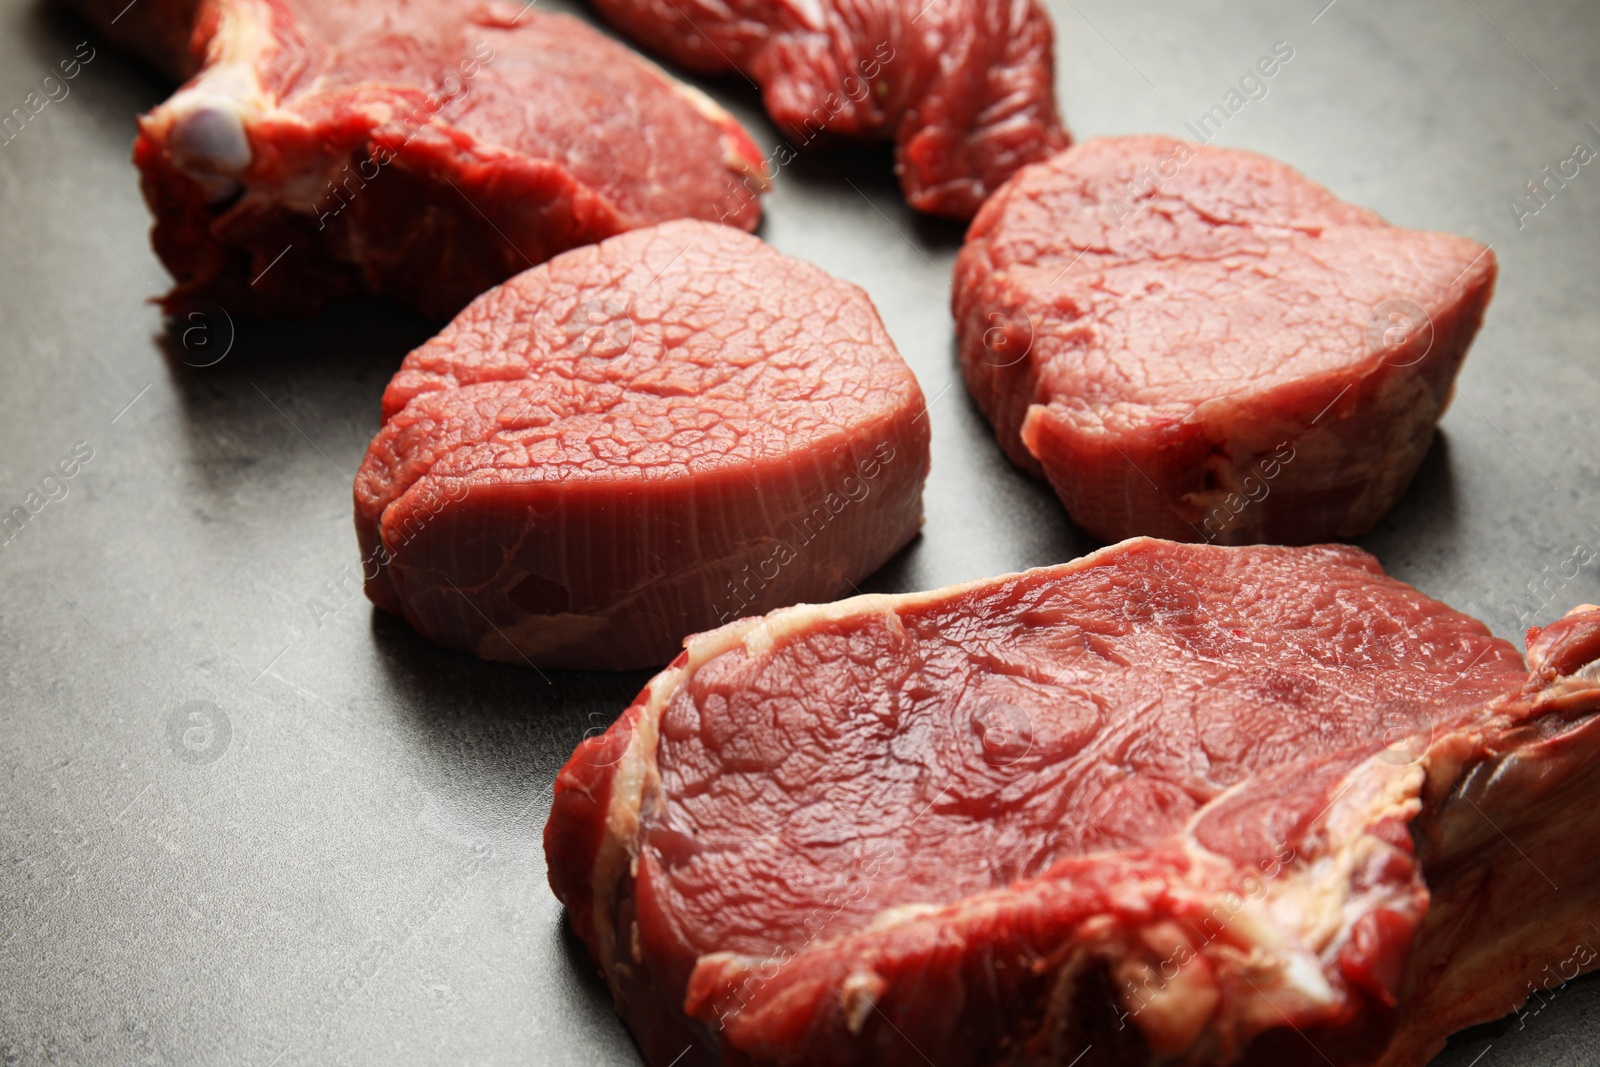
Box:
1;0;1597;1063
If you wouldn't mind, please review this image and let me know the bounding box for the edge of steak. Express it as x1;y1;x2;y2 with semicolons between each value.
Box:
954;136;1496;546
545;539;1600;1065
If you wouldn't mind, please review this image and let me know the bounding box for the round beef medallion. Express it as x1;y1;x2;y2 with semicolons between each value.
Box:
355;220;929;670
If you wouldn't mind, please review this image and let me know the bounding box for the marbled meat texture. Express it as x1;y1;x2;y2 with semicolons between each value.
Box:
546;537;1600;1066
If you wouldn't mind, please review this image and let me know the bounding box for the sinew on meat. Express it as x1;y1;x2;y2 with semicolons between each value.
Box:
72;0;768;318
583;0;1069;219
354;220;930;670
546;537;1600;1066
955;136;1496;545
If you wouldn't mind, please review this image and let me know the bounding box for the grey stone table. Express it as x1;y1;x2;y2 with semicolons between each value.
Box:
1;0;1596;1062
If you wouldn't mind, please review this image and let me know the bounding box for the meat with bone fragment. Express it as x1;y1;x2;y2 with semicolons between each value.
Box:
69;0;768;318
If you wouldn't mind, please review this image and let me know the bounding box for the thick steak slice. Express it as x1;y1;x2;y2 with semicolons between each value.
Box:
584;0;1068;218
354;220;930;671
85;0;766;318
955;136;1496;545
545;538;1600;1066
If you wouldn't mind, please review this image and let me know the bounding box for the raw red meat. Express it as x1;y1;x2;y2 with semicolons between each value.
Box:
76;0;767;318
545;538;1600;1066
955;136;1497;545
584;0;1068;218
354;220;930;671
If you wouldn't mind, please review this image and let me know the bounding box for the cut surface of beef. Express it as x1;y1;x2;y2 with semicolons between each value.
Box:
545;538;1600;1066
78;0;766;318
354;220;930;671
584;0;1068;219
955;136;1496;545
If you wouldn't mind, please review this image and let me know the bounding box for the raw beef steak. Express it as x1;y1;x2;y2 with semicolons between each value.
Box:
354;220;929;671
76;0;767;318
584;0;1068;218
955;136;1496;545
545;538;1600;1066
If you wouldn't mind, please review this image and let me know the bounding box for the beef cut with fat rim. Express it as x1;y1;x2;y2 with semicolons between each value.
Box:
355;220;930;671
67;0;768;318
583;0;1069;218
955;136;1496;545
546;537;1600;1065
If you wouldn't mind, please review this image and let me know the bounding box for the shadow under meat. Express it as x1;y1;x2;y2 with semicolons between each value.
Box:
782;137;901;200
155;296;436;497
556;912;629;1022
26;0;172;115
367;608;652;796
1427;969;1600;1065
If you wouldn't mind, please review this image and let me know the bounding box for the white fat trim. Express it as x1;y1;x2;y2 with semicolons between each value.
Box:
1113;751;1430;1054
165;0;279;119
1280;951;1337;1005
604;666;681;850
863;902;945;930
589;664;682;967
840;970;886;1035
146;0;345;180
